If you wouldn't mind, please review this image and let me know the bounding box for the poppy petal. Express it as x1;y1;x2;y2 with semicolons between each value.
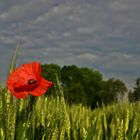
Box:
21;61;41;75
7;62;41;88
30;78;53;96
9;90;28;98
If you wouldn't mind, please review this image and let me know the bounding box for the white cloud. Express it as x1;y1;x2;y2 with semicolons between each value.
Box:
76;53;99;62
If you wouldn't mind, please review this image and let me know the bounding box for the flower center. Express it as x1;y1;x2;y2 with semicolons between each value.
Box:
28;79;38;85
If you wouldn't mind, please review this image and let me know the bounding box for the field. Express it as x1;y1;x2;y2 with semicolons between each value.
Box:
0;79;140;140
0;48;140;140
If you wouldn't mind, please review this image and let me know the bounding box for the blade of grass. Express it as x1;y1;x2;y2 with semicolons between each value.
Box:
8;44;20;74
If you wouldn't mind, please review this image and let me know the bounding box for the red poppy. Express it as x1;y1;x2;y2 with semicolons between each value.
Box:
7;62;53;98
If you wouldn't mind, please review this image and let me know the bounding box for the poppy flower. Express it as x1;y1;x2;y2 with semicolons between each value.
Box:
7;62;53;98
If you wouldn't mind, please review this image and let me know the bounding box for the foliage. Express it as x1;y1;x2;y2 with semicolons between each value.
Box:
41;63;61;96
129;78;140;102
99;78;127;105
42;64;127;108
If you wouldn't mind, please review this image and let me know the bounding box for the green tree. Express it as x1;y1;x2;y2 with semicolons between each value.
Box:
64;83;87;105
61;65;86;104
41;63;61;95
128;90;134;102
99;78;127;105
41;64;128;108
61;66;103;107
61;65;82;86
131;78;140;102
80;67;103;108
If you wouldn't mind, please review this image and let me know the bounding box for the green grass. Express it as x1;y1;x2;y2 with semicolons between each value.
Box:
0;84;140;140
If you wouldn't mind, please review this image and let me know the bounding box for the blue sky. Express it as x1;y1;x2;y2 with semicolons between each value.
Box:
0;0;140;89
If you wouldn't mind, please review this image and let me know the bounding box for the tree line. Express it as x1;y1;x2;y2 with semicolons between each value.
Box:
41;64;139;108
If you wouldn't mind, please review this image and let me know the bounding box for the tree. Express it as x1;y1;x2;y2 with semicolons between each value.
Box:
41;63;128;108
61;66;103;107
61;65;82;86
80;67;103;108
41;63;61;95
64;83;87;105
131;78;140;102
128;90;134;102
61;65;86;104
99;78;127;105
42;63;61;81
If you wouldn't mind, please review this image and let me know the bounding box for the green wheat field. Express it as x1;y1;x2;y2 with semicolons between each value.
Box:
0;48;140;140
1;81;140;140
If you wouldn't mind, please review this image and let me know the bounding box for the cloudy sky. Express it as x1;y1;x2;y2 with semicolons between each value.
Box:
0;0;140;89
